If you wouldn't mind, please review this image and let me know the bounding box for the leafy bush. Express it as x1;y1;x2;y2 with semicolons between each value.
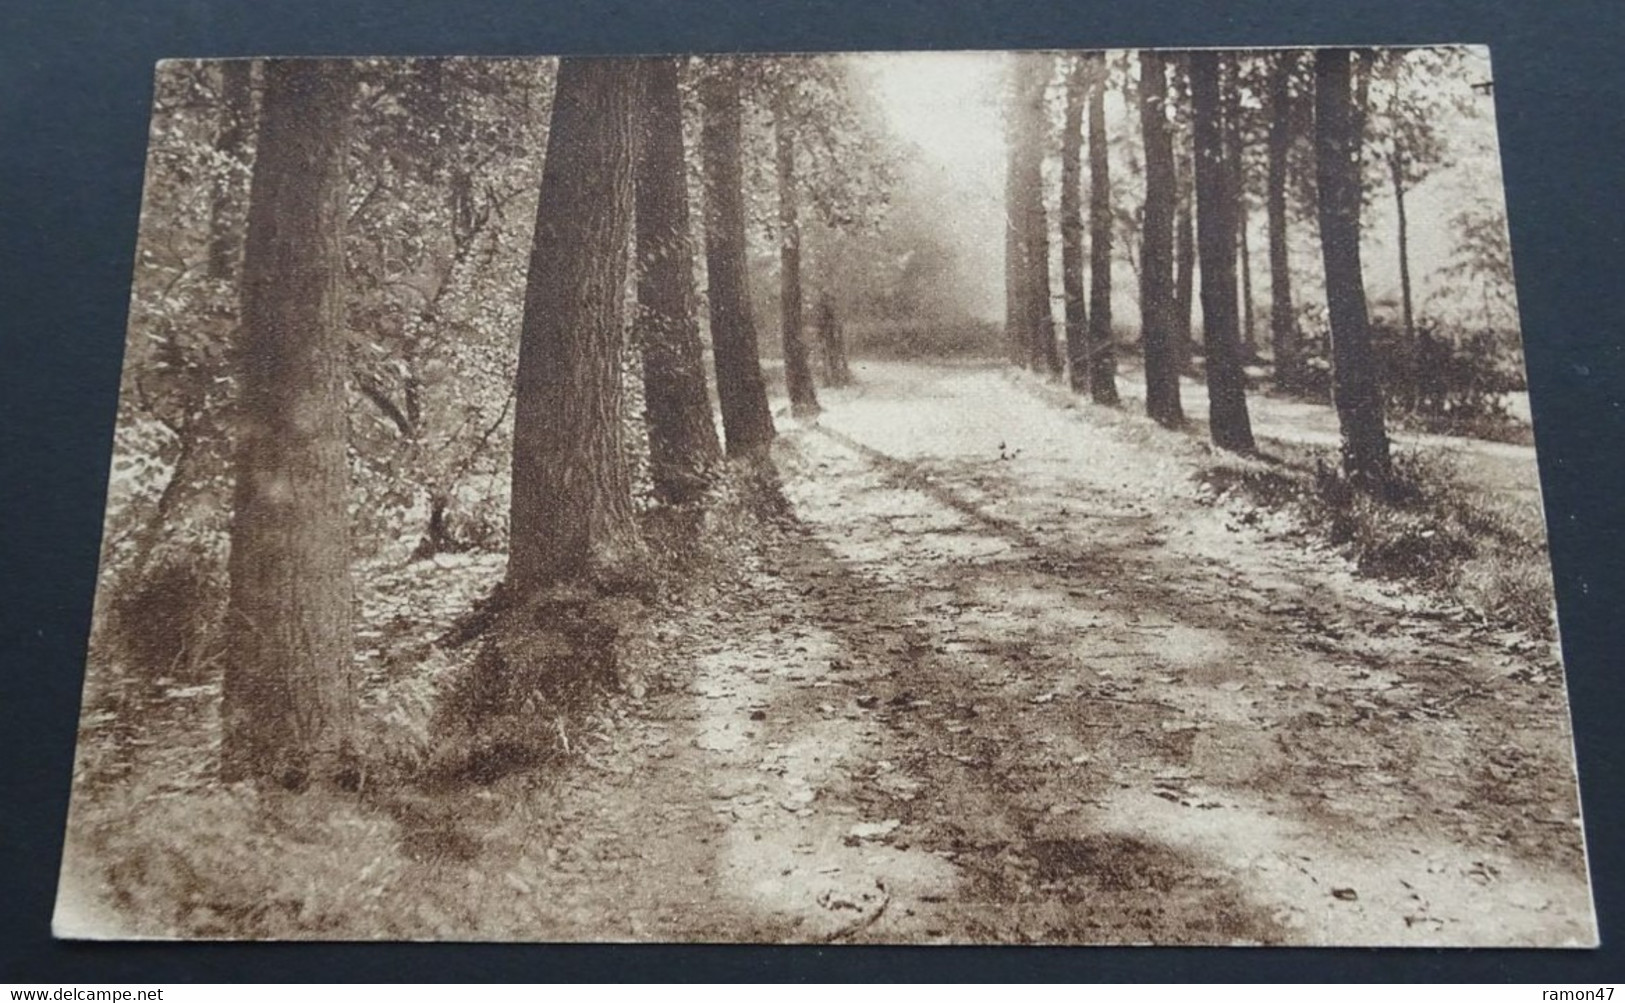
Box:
103;541;227;683
1290;308;1527;440
1376;319;1521;418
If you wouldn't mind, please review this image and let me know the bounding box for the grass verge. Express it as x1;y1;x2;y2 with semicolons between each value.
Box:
58;458;793;939
1197;446;1556;640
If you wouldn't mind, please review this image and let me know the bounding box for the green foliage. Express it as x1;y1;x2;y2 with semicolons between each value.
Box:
736;55;902;236
111;58;553;590
1376;319;1523;425
343;59;553;558
798;154;991;339
1431;173;1520;334
1288;307;1527;439
102;541;226;684
109;64;246;577
1361;48;1476;207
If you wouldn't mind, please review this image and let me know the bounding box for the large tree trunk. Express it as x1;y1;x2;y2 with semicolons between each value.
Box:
775;90;821;417
1390;150;1416;343
1315;48;1391;486
635;57;723;506
1266;51;1301;390
507;58;644;592
1010;54;1063;376
1138;50;1183;427
1086;53;1120;405
700;63;777;457
1060;56;1090;393
1003;95;1026;367
1191;52;1257;453
220;60;358;789
207;60;256;281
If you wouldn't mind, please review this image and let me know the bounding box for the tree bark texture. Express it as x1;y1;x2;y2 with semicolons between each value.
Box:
207;59;256;281
1173;177;1196;372
1266;51;1301;389
1191;51;1257;453
1239;200;1257;358
635;57;723;506
1391;150;1416;343
1138;50;1184;427
507;57;644;592
1060;56;1090;393
1009;54;1062;376
1003;104;1025;367
1315;48;1392;485
1171;58;1196;373
221;60;358;788
1087;53;1119;405
775;92;821;417
700;63;778;457
1224;61;1257;360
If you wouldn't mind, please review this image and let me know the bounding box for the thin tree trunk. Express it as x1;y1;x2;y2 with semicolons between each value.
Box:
1171;58;1196;373
411;492;461;561
1266;51;1300;390
1138;50;1183;427
775;91;820;417
635;57;723;506
815;292;852;386
1060;55;1089;393
1004;88;1026;367
1391;151;1416;343
1315;48;1391;486
1225;59;1257;361
1174;183;1196;372
700;62;777;457
1191;51;1257;453
1086;53;1120;405
221;60;358;788
507;57;644;592
1239;200;1256;359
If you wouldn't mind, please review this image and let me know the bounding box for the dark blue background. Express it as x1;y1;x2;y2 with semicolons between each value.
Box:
3;0;1621;982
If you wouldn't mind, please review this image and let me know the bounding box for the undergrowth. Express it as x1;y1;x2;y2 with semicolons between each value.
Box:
61;458;793;939
1197;448;1555;639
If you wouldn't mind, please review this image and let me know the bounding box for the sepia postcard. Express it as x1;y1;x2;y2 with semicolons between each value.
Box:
54;46;1597;946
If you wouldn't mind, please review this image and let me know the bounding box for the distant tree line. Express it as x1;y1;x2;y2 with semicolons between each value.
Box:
1000;47;1508;484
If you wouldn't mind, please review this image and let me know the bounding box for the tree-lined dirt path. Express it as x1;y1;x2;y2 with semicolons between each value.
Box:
510;360;1592;946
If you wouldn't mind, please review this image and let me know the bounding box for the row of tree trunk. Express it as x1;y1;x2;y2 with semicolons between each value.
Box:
219;56;808;787
1005;50;1390;485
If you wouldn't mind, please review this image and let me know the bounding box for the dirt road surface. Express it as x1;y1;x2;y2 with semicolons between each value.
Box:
477;361;1594;946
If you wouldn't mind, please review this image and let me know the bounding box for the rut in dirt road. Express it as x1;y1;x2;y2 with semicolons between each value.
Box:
730;360;1592;946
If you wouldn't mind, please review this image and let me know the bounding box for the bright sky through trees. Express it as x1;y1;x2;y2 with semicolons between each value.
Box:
866;51;1008;320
